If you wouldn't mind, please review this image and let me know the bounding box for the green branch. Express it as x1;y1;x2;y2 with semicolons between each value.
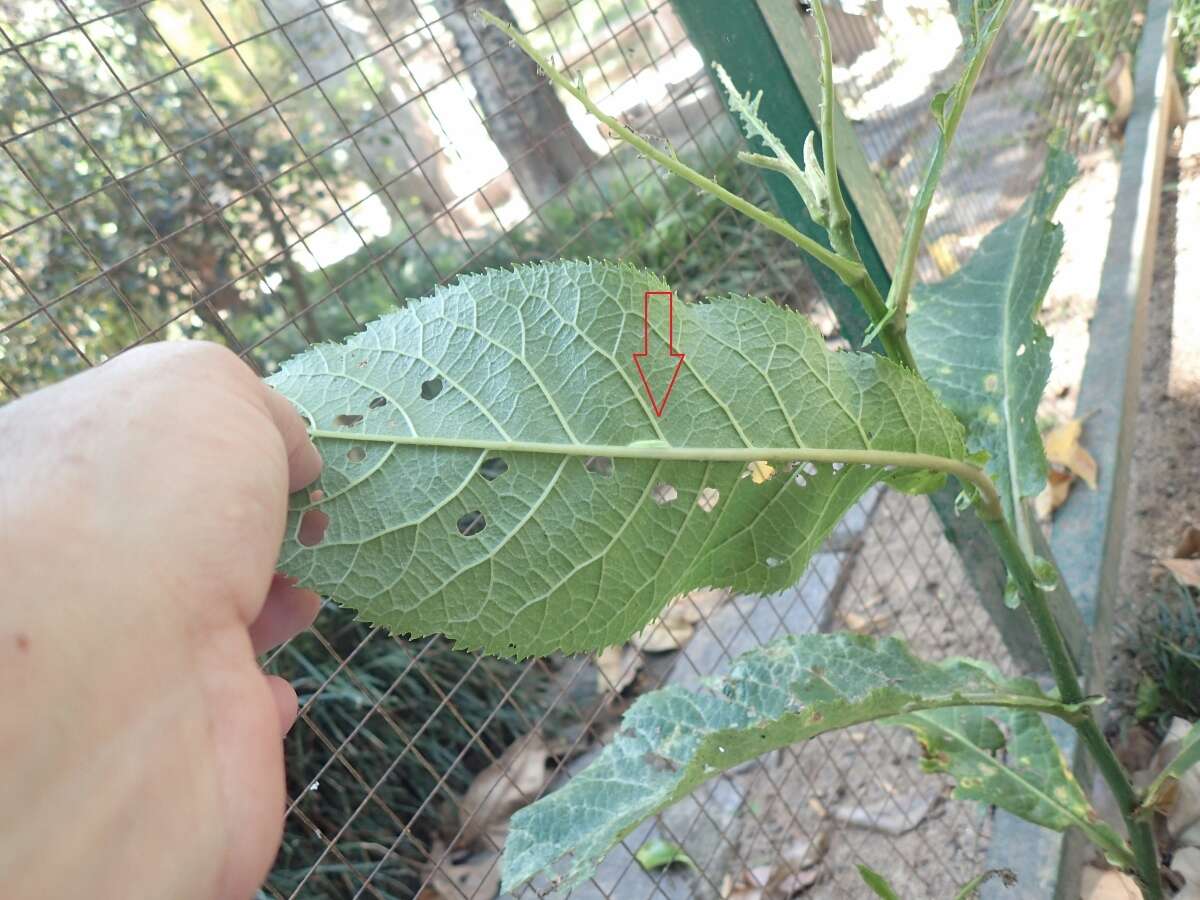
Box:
479;11;861;284
875;0;1017;343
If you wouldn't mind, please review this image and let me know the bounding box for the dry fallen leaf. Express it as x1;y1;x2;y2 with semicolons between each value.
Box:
1151;718;1200;846
457;731;550;849
725;832;826;900
1044;417;1098;488
1163;560;1200;588
1171;846;1200;897
1159;525;1200;588
420;840;502;900
631;589;730;652
1035;467;1075;520
1080;865;1142;899
831;790;939;835
596;644;642;694
843;611;892;634
632;617;694;652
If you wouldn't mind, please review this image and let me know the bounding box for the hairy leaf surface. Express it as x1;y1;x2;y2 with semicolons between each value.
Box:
501;633;1077;891
909;149;1075;524
269;261;965;656
895;706;1129;862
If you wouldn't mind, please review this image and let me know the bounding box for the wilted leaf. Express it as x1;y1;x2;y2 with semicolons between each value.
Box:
634;837;696;872
893;707;1130;863
910;149;1076;528
271;261;965;657
1044;416;1098;488
458;731;550;850
500;633;1079;892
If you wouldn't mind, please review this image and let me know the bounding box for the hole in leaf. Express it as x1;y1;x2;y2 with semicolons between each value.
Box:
421;376;443;401
335;414;363;427
651;483;678;506
457;511;486;536
479;457;508;481
298;509;329;547
697;487;720;512
584;456;613;477
1016;343;1027;357
369;396;387;409
347;446;366;463
309;488;325;503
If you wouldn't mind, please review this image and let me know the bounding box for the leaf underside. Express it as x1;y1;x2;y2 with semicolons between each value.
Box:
269;261;964;656
500;632;1075;892
908;148;1076;525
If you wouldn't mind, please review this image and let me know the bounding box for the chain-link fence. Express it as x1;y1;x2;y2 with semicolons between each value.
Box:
0;1;1139;897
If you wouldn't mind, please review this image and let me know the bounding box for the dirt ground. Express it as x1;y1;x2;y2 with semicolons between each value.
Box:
738;491;1010;898
1115;96;1200;639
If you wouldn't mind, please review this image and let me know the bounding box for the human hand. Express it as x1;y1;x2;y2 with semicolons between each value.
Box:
0;342;323;899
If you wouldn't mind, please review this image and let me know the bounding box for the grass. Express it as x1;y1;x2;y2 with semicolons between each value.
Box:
262;604;553;898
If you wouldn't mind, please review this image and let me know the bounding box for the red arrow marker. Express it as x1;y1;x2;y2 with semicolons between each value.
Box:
632;290;685;417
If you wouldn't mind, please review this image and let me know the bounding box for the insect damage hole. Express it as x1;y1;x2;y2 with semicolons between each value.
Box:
651;483;678;506
457;511;486;536
697;487;720;512
420;376;443;401
334;413;363;427
298;509;330;547
583;456;613;477
346;446;366;463
479;457;508;481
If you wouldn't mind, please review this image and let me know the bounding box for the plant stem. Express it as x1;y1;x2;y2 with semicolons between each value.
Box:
884;0;1017;334
481;11;863;285
984;516;1165;899
810;0;854;260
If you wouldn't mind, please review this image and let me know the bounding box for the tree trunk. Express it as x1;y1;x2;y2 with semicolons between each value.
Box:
433;0;598;208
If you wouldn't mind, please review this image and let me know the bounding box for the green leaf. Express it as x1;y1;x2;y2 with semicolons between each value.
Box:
894;706;1131;864
500;632;1081;892
269;261;966;657
909;148;1076;525
634;838;695;872
858;863;903;899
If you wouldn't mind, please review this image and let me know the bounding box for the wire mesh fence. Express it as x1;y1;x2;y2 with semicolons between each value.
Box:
0;0;1138;897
